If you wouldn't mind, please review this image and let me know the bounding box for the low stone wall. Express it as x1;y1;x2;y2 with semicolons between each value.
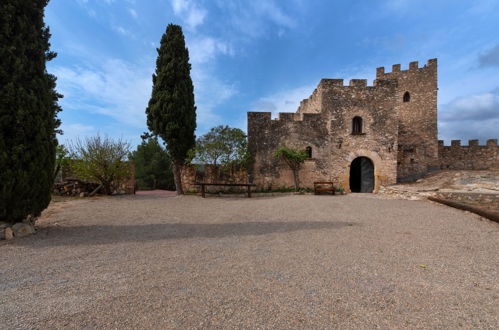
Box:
59;160;136;195
181;165;249;193
434;191;499;212
438;139;499;170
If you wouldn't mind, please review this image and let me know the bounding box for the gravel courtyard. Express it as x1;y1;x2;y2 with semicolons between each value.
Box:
1;194;498;329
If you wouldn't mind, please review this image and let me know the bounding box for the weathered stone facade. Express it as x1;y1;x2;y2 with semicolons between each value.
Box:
438;139;499;170
181;165;248;192
247;58;497;192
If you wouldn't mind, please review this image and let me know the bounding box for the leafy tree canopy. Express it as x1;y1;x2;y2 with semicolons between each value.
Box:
130;135;175;190
189;125;250;168
69;135;132;195
274;147;308;189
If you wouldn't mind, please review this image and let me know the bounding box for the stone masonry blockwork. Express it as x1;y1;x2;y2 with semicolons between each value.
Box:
247;59;498;192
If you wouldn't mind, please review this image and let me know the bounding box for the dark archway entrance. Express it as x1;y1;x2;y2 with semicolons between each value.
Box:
349;157;374;193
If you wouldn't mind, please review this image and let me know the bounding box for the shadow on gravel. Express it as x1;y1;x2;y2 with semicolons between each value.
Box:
22;221;352;247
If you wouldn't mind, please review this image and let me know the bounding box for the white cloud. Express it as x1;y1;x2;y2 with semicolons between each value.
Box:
188;36;233;64
52;59;153;129
439;91;499;143
191;66;237;130
250;85;316;118
215;0;297;39
113;25;134;38
128;8;138;19
171;0;207;30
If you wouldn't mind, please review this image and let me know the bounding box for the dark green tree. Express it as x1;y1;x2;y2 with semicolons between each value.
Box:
0;0;62;223
146;24;196;194
189;125;250;167
130;136;175;190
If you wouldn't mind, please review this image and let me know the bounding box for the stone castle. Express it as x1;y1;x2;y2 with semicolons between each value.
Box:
247;59;499;193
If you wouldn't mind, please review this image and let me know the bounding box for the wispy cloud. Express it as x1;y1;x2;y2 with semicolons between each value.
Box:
479;44;499;67
187;36;237;130
188;36;233;64
52;59;153;129
439;90;499;142
171;0;207;31
112;25;135;38
128;8;138;19
215;0;297;39
250;85;315;117
59;123;96;143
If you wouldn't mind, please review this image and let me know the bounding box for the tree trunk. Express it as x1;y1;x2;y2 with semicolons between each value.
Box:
172;160;184;194
292;168;300;190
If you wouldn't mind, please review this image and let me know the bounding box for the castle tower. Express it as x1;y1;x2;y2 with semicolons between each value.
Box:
376;59;438;181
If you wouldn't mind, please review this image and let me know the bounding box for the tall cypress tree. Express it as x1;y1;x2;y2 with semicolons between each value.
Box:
146;24;196;194
0;0;62;223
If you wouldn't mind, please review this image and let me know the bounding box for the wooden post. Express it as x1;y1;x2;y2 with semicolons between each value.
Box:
247;185;251;198
201;184;205;198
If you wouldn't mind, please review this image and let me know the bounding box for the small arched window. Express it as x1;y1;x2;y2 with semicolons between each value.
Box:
403;91;410;102
305;146;312;158
352;116;363;135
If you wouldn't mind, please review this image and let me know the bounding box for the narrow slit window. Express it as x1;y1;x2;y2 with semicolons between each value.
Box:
305;146;312;158
352;116;363;134
403;91;410;102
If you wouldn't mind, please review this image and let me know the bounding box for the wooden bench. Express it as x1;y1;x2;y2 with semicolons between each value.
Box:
195;183;256;198
314;181;336;195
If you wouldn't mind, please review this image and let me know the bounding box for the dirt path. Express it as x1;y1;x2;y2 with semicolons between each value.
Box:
1;194;498;329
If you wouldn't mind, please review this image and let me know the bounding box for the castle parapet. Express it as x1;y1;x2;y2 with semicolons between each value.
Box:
487;139;498;146
320;79;344;86
278;112;295;121
248;112;271;121
427;58;437;67
469;139;479;146
349;79;367;87
374;79;398;87
376;58;438;78
439;139;498;147
438;138;499;170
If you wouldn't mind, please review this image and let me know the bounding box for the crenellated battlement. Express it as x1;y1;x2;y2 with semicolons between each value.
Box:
438;139;499;170
317;78;397;89
438;139;498;147
376;58;437;78
247;111;322;123
276;112;321;122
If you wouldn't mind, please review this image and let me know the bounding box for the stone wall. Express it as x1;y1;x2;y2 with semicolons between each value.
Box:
248;58;498;191
248;77;400;192
60;160;136;194
438;139;499;170
376;59;438;181
181;164;249;192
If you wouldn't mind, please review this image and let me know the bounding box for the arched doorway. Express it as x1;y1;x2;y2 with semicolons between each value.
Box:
349;157;374;193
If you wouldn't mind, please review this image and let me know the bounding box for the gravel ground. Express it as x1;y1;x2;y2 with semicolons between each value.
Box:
1;194;498;329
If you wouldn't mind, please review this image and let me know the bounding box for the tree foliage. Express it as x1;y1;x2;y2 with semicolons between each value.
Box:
0;0;62;223
274;147;308;189
146;24;196;194
130;136;175;190
70;135;132;195
54;144;69;182
189;125;250;168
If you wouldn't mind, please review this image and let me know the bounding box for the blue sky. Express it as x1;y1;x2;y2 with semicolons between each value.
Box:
46;0;499;147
